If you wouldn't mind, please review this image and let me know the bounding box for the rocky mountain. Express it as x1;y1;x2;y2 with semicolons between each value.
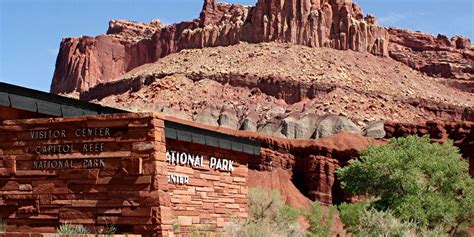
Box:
51;0;472;94
49;0;473;208
52;0;392;94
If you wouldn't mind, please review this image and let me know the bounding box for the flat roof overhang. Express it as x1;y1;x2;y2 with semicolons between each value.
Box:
0;82;126;117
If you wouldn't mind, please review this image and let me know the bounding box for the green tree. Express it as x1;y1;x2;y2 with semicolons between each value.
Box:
336;136;474;234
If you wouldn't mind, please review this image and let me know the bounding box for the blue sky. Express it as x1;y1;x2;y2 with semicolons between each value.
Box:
0;0;472;92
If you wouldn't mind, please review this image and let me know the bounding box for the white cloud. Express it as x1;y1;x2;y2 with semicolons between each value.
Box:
378;13;407;25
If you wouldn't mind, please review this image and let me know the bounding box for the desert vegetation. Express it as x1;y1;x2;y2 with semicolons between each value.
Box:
56;223;117;235
222;188;334;237
337;135;474;236
222;136;473;237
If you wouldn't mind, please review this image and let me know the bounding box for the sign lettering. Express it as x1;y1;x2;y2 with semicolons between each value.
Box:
165;150;236;185
26;127;111;170
32;159;105;170
165;150;234;173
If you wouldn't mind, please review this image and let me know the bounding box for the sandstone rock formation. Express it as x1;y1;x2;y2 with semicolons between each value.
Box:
51;19;164;94
389;28;474;80
248;168;312;209
51;0;390;94
83;42;473;125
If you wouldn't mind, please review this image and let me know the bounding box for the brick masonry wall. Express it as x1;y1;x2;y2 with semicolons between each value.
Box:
164;139;249;235
0;113;251;236
0;113;167;235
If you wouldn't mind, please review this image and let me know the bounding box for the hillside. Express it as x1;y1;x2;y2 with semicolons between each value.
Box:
78;42;471;136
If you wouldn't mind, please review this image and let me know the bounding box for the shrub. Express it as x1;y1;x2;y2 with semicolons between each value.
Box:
98;224;117;235
275;201;305;231
337;135;474;234
338;204;450;237
354;208;418;237
307;201;335;237
248;187;284;222
338;201;369;234
223;187;306;237
57;223;90;234
172;219;181;233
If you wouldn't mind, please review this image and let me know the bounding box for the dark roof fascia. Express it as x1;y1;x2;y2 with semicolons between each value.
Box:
164;120;261;156
0;82;127;116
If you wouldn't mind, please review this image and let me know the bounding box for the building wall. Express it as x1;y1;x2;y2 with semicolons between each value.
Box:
165;139;249;235
0;113;251;236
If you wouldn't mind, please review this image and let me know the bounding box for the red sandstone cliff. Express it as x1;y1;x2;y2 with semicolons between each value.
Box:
51;20;163;94
51;0;473;95
51;0;390;94
388;28;473;80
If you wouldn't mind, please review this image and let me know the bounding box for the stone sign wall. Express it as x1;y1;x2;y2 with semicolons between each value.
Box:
165;139;248;233
0;113;252;236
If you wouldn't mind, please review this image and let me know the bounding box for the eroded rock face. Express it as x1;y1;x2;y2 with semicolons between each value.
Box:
389;28;474;80
84;42;473;125
51;34;157;94
51;0;389;94
107;19;165;41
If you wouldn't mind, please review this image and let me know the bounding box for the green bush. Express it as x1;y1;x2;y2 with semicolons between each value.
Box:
275;203;304;230
172;219;181;233
98;224;117;235
57;223;117;235
307;201;335;237
337;135;474;234
338;201;369;234
57;223;90;234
